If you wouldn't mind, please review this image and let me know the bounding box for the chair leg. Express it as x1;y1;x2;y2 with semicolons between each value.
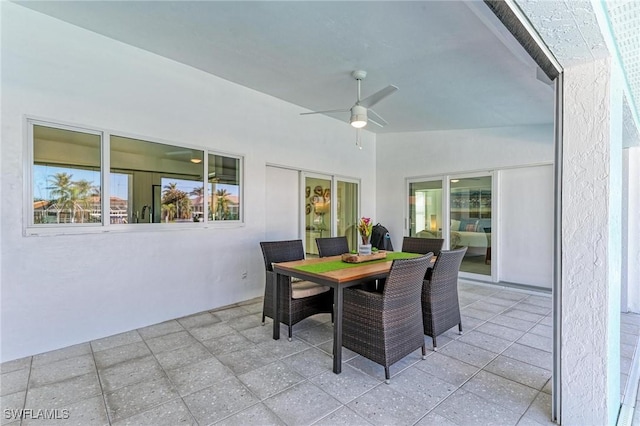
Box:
288;325;293;342
432;336;437;351
384;367;390;384
421;344;427;360
458;323;463;335
261;312;266;325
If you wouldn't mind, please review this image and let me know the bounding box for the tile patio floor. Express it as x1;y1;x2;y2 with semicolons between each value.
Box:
1;282;639;426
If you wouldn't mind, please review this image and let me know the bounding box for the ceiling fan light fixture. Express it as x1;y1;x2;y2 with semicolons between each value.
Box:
190;158;202;164
350;105;367;128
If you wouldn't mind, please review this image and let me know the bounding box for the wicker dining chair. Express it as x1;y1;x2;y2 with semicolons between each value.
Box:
421;246;467;350
402;236;444;256
260;240;333;341
342;255;433;383
315;236;350;257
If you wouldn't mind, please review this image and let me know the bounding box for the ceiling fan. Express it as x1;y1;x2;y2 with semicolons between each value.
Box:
301;70;398;129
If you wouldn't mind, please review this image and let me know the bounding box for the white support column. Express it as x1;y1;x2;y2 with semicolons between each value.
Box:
561;57;623;425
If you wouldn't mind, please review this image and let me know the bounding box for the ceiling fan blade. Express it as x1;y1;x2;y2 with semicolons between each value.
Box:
359;85;398;108
300;108;350;115
367;109;388;127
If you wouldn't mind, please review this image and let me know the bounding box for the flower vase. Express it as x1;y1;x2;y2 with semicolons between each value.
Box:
358;243;372;256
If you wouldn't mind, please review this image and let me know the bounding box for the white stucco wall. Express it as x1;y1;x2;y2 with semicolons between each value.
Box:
561;57;622;425
623;147;640;313
0;3;377;362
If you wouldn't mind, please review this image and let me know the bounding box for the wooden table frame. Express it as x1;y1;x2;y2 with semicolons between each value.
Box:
271;255;400;374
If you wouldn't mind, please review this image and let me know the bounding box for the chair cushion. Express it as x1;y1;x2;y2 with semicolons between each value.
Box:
291;280;330;299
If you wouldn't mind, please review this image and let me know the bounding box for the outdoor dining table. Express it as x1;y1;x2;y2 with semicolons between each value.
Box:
271;251;431;374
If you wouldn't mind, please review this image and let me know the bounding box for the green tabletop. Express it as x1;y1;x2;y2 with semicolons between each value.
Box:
293;252;423;274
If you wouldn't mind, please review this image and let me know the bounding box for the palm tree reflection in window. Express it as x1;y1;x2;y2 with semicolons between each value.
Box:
161;182;192;222
214;189;230;220
45;172;99;223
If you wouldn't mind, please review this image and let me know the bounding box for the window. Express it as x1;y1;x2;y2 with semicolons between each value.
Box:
29;120;243;230
32;124;102;225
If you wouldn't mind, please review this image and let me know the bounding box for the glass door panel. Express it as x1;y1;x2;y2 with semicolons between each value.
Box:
409;180;443;239
450;176;492;276
337;180;358;252
304;176;332;257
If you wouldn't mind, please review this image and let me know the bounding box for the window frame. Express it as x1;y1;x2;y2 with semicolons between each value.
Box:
25;118;245;236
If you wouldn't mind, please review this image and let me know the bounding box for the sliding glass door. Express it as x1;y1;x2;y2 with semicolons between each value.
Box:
408;174;494;280
450;175;492;277
336;180;359;251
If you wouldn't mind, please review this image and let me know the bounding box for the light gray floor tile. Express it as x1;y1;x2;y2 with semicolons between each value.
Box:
25;372;102;410
145;331;198;354
314;406;373;426
522;392;554;425
542;378;552;394
29;354;95;388
461;307;498;321
214;402;285;426
264;381;341;426
480;296;519;308
529;324;553;339
309;364;381;404
111;398;195;426
459;315;486;332
347;381;430;426
98;355;164;392
432;389;521;426
524;296;552;309
227;313;264;332
471;301;509;314
1;391;26;425
1;368;30;396
492;291;530;302
458;330;513;353
489;314;537;332
621;342;636;358
346;349;424;382
177;312;221;329
294;323;334;346
93;342;151;370
22;394;109;426
512;302;551;316
165;356;235;397
183;376;259;425
154;342;212;371
502;343;552;371
462;370;539;414
238;361;305;400
216;346;280;376
540;315;553;327
475;322;526;341
280;348;333;378
137;320;184;340
104;377;178;423
189;322;237;341
256;337;312;359
502;308;545;323
1;357;32;374
415;411;459;426
388;367;457;409
517;333;552;353
210;306;252;322
91;331;142;353
414;352;480;387
485;355;551;390
316;341;359;362
32;343;91;367
239;324;288;344
438;341;498;368
201;332;255;356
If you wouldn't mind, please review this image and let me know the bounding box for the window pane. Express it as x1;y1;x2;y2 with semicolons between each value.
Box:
33;125;101;225
110;135;204;224
208;153;241;221
450;176;492;276
409;180;443;239
337;181;358;251
304;176;332;256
